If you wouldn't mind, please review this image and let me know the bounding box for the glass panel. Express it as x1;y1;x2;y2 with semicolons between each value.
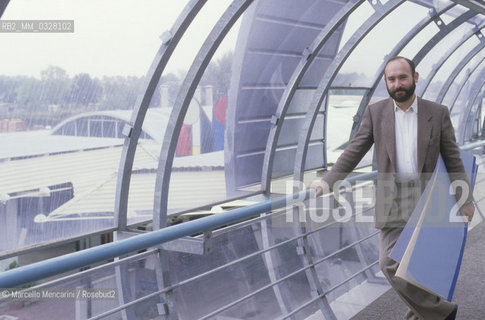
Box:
338;1;429;88
441;52;485;108
450;60;485;138
326;89;370;165
423;35;479;102
0;1;194;253
400;24;439;59
419;23;476;94
0;253;160;319
162;1;245;215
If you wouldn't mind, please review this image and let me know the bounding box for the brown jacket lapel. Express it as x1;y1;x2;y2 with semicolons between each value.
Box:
383;98;397;173
417;97;432;174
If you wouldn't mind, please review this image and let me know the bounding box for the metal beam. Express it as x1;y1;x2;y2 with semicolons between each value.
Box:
436;37;485;105
458;67;485;144
0;189;313;289
260;0;364;191
152;0;254;230
114;0;207;231
292;0;406;183
0;0;9;19
413;10;478;65
451;0;485;15
112;3;207;318
419;26;485;97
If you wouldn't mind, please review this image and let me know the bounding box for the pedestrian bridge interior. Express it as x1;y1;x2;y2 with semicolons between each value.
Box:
0;0;484;319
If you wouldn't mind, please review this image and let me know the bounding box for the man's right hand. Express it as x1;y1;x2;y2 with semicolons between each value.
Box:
308;179;329;197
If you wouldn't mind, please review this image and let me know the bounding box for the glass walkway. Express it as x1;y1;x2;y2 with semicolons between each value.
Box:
0;0;484;319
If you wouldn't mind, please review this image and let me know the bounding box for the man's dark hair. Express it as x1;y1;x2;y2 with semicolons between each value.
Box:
385;56;416;75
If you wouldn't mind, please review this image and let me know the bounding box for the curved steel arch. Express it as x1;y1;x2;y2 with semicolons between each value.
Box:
149;4;254;316
114;0;207;231
260;0;364;191
437;38;485;105
285;3;406;314
459;66;485;143
448;54;485;109
249;3;365;317
112;3;208;319
153;0;253;230
146;23;257;316
464;87;485;142
412;10;478;64
348;3;456;140
348;9;479;146
419;26;485;98
292;0;406;182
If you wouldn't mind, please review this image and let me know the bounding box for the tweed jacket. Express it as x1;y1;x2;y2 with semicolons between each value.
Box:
322;97;473;228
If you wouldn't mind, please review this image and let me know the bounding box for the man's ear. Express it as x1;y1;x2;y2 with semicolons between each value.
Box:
414;71;419;83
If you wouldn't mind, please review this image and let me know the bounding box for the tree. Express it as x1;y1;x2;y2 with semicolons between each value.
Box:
16;77;43;110
39;65;70;106
200;50;233;102
100;76;144;110
0;75;23;103
68;73;103;107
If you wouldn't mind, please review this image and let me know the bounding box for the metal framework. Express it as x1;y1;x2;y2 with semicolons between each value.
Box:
292;0;406;183
2;0;485;319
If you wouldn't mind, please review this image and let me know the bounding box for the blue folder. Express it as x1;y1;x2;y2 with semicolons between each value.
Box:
389;150;477;301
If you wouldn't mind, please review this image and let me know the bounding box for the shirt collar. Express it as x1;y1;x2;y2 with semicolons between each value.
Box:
393;95;418;113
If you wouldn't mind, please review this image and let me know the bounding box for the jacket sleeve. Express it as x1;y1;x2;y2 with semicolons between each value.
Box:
440;106;474;203
322;105;374;190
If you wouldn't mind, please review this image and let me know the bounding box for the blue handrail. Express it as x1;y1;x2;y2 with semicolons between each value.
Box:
0;189;314;289
2;140;483;289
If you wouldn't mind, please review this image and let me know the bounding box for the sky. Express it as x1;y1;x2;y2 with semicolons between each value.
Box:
0;0;238;78
0;0;474;80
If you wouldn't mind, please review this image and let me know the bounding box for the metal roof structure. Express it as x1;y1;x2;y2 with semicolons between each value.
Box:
0;1;484;319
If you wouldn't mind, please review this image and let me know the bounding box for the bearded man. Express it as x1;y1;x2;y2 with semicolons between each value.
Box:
311;56;474;320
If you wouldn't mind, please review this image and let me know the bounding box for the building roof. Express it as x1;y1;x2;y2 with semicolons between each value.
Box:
50;108;172;143
0;130;123;160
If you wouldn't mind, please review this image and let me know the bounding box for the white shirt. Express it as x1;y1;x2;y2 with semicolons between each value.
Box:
394;97;418;180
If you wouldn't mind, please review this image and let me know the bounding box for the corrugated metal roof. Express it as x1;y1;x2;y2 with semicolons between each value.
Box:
1;132;227;228
0;130;124;160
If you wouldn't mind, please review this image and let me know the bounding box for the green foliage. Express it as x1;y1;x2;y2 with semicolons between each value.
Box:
7;260;19;270
0;53;233;127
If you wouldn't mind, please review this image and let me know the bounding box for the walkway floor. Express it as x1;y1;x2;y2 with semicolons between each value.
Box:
351;217;485;320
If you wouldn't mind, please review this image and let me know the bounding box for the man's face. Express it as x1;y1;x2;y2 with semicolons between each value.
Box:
384;59;418;103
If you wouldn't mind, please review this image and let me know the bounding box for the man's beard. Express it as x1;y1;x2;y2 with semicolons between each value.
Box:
387;80;416;102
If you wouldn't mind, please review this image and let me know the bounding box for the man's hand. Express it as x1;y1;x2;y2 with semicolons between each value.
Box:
308;179;329;197
460;201;475;222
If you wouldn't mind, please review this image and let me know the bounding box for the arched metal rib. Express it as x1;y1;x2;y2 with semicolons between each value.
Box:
419;26;485;98
458;66;485;143
152;0;254;228
437;38;485;105
292;0;406;183
348;3;456;141
114;0;207;231
260;0;364;191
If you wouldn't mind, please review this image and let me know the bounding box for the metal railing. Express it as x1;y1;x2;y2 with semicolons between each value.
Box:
0;190;315;289
1;140;483;319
